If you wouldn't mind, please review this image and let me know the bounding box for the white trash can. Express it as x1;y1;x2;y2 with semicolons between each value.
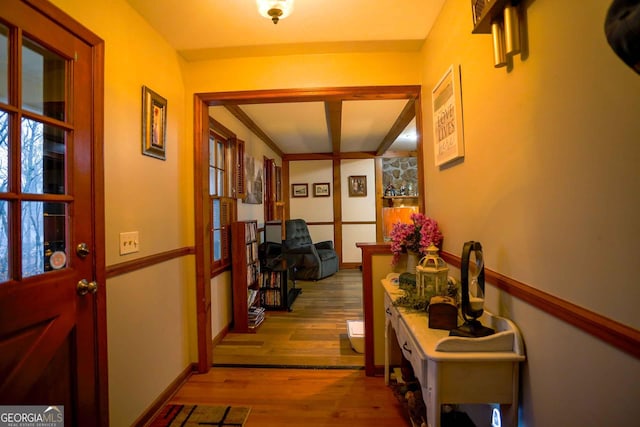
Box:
347;320;365;354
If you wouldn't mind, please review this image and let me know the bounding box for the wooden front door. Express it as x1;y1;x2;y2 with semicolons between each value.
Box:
0;2;104;426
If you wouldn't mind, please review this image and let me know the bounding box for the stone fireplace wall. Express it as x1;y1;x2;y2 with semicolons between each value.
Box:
382;157;418;196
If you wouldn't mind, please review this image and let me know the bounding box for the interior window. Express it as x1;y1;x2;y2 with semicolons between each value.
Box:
209;131;234;273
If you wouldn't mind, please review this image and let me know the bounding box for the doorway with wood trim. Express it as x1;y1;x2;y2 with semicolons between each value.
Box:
193;87;423;373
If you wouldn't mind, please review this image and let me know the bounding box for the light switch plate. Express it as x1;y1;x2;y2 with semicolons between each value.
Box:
119;231;139;255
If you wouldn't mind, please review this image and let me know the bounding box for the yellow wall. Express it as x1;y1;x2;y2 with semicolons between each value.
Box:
421;1;640;425
50;1;194;425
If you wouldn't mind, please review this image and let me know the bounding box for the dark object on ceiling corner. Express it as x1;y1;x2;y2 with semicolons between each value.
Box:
605;0;640;74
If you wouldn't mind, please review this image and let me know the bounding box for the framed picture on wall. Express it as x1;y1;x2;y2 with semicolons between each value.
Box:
348;175;367;197
141;85;167;160
242;154;263;204
313;183;330;197
432;64;465;166
291;183;308;198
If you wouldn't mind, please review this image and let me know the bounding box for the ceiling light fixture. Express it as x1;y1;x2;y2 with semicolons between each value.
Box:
257;0;294;24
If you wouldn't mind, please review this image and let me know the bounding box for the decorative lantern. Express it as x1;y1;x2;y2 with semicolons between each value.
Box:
416;245;449;301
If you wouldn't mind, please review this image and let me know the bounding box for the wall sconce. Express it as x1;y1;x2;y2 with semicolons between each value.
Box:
472;0;524;69
257;0;294;24
491;4;521;68
503;4;521;55
491;20;507;68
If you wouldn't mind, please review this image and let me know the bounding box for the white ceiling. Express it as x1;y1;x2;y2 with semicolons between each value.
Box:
125;0;447;154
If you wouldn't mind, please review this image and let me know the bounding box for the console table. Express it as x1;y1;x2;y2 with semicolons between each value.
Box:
382;275;525;427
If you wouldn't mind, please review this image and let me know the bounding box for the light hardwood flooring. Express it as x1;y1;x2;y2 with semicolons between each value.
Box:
212;269;365;367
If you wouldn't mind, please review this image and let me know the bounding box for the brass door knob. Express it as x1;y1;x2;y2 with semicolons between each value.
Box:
77;279;98;296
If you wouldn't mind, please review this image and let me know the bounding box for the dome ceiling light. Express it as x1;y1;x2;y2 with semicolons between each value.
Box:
257;0;294;24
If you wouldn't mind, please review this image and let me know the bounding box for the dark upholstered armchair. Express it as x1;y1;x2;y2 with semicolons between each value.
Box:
283;219;339;280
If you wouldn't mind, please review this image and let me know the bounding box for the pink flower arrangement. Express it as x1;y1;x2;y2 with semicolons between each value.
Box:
389;213;443;265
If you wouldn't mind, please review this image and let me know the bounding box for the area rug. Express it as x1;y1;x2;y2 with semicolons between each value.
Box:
149;404;251;426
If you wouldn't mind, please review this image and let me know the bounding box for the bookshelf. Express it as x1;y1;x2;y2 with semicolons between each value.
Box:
231;220;264;332
260;258;300;311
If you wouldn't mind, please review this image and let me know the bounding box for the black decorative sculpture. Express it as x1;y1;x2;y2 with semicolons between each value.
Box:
450;241;495;338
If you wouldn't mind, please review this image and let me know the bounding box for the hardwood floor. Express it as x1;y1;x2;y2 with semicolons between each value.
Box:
168;270;411;426
212;269;365;367
170;367;411;427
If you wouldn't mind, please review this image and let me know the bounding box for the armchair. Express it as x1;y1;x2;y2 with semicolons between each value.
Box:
283;219;339;280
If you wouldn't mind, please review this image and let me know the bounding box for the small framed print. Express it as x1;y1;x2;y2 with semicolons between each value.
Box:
142;85;167;160
348;175;367;197
291;183;308;198
313;182;330;197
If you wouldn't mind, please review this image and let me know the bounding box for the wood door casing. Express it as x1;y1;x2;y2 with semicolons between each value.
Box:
264;157;276;221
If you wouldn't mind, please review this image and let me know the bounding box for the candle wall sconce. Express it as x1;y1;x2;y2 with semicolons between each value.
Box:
472;0;525;69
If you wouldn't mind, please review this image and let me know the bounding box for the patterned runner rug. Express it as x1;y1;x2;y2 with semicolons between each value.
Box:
149;404;251;426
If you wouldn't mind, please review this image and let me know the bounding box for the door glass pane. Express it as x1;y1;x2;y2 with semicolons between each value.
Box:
0;110;7;192
0;201;7;282
22;37;66;121
21;118;65;194
22;201;67;277
0;24;8;104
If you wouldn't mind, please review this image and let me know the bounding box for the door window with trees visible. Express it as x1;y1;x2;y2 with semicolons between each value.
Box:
1;29;69;282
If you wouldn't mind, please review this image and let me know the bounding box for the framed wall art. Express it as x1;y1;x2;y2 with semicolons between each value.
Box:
313;183;330;197
141;85;167;160
348;175;367;197
242;154;263;204
431;65;465;166
291;183;308;198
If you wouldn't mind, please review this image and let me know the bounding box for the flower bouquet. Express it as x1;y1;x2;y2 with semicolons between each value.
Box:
389;212;443;265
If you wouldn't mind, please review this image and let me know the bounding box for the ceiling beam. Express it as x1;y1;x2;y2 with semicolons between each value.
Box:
224;105;283;157
284;152;377;161
204;85;421;105
325;101;342;155
375;99;416;156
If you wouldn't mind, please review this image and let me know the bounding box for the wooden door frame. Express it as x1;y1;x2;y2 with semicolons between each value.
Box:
21;0;108;423
193;86;423;372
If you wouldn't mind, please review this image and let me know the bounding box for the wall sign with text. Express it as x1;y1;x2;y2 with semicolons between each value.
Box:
431;65;465;166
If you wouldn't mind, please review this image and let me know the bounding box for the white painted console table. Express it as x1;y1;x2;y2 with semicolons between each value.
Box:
382;275;525;427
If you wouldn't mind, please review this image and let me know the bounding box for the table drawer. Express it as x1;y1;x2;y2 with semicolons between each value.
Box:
397;317;427;383
384;292;400;331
